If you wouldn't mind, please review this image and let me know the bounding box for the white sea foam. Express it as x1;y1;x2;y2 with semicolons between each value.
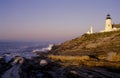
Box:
32;44;53;52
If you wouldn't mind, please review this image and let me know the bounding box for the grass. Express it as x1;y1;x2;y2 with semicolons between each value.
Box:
48;55;120;68
48;55;90;66
48;55;90;61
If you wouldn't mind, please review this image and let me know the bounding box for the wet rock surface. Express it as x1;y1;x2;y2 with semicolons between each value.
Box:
0;56;120;78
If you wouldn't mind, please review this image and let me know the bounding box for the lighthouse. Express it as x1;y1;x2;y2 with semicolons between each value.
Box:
105;14;112;31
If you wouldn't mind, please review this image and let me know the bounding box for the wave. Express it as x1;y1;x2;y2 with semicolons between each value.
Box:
32;44;53;53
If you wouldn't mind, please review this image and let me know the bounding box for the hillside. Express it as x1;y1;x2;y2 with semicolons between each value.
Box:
47;30;120;77
51;30;120;56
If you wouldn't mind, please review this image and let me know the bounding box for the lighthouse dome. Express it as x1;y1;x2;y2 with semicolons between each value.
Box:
106;14;111;19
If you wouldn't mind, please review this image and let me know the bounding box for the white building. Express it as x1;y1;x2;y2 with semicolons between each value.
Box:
86;27;93;34
101;14;120;32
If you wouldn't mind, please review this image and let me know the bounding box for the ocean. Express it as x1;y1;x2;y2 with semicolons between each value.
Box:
0;41;53;61
0;41;54;78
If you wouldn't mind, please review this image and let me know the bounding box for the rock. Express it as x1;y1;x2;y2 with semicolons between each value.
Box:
107;52;120;62
88;75;96;78
43;72;54;78
36;72;43;78
40;59;48;66
1;64;21;78
12;56;24;65
65;70;81;78
82;72;88;75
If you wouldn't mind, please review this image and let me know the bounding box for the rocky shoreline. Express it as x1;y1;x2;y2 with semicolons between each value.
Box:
0;53;120;78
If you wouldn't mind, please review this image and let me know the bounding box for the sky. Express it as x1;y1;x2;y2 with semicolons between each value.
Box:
0;0;120;42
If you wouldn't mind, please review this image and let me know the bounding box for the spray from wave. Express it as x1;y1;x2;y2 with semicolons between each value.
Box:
32;44;53;53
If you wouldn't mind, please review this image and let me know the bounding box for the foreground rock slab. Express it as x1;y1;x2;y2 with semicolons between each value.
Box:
0;56;120;78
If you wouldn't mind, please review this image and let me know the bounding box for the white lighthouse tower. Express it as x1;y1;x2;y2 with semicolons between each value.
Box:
105;14;112;31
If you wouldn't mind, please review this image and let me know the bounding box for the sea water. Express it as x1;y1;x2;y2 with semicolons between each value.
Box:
0;41;53;61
